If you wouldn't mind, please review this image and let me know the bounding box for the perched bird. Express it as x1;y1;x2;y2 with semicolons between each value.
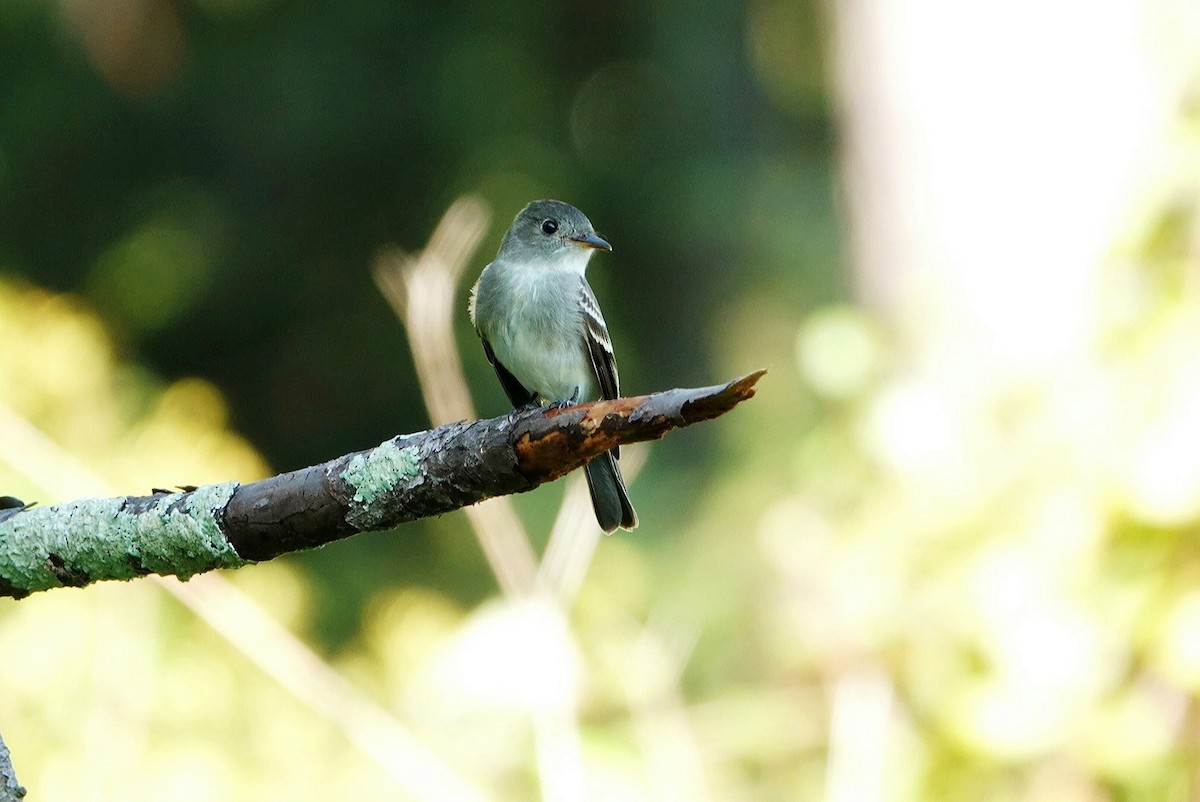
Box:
470;199;637;532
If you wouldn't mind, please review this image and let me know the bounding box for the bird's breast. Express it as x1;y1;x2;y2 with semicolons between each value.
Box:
482;265;592;402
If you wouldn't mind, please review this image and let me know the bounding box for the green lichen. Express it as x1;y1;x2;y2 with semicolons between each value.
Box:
0;482;247;593
340;441;422;529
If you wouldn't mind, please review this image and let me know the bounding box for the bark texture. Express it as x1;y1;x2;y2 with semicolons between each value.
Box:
0;372;764;599
0;731;23;802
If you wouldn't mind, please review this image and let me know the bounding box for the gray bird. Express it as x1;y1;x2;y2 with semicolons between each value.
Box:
470;199;638;532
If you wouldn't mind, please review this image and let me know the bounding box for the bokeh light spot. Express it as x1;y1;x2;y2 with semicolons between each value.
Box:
417;599;578;715
59;0;186;96
796;305;881;398
863;382;959;470
88;216;221;335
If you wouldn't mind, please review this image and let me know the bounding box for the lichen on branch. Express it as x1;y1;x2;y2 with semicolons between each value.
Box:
0;371;764;599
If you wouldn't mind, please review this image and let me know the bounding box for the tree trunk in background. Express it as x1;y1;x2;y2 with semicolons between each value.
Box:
832;0;1163;370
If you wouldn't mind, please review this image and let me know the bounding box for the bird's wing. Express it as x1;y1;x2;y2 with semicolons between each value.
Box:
473;263;537;408
580;279;619;400
580;279;621;456
481;338;537;408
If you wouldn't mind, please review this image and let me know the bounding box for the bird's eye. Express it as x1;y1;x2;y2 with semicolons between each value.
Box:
541;219;558;235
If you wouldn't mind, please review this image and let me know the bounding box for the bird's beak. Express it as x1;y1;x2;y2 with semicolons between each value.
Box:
570;232;612;251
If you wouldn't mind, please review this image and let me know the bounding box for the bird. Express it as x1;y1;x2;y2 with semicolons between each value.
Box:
470;199;638;533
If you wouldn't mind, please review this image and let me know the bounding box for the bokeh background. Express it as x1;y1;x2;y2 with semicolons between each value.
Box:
4;0;1200;799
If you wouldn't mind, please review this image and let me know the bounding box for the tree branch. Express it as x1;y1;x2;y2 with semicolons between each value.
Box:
0;372;764;599
0;730;23;802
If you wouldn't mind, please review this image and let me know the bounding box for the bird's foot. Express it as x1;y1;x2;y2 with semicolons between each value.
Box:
549;386;581;411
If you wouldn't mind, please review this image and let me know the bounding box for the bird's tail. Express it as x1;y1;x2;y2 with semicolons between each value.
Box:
584;450;638;533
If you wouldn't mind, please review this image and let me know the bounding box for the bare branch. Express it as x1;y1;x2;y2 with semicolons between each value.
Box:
0;372;764;599
0;730;24;802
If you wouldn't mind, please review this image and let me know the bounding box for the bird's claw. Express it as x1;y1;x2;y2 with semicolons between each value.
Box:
549;386;581;411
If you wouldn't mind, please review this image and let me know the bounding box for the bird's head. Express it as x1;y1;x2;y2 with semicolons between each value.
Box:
497;199;611;269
